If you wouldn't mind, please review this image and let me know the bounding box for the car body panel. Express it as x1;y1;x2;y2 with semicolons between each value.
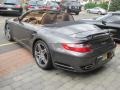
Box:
5;10;116;72
80;12;120;41
62;1;81;14
26;0;45;10
0;0;23;15
44;1;61;12
87;7;107;15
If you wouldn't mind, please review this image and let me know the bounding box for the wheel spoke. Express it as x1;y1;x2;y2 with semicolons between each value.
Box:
37;44;42;51
34;42;49;66
41;55;47;64
35;50;41;55
41;48;47;55
37;55;42;63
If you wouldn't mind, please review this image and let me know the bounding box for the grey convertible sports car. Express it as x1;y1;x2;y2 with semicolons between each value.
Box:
5;10;116;72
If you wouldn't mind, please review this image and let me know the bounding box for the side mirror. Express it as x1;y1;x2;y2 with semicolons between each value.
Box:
14;17;21;23
102;20;106;25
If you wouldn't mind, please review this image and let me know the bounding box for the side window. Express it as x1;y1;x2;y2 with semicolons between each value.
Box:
95;8;99;10
105;15;120;23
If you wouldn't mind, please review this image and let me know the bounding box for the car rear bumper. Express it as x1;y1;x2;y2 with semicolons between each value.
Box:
0;9;22;14
52;43;116;72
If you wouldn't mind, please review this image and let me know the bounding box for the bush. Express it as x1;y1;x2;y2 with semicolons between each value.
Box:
85;2;108;10
109;0;120;11
98;2;108;10
85;3;97;9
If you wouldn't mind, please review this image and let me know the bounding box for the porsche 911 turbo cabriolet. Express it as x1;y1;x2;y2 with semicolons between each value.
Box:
4;10;116;72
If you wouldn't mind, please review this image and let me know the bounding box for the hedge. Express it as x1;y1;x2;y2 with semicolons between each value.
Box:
85;2;108;10
109;0;120;11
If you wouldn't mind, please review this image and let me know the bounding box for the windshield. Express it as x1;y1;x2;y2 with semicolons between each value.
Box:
28;1;44;6
70;1;80;6
4;0;20;4
28;1;37;5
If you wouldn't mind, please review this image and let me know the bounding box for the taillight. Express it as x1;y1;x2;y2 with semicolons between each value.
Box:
57;6;60;10
62;43;92;53
15;5;21;8
27;5;32;8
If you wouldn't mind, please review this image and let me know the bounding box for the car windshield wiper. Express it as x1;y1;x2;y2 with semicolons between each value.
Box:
4;3;16;5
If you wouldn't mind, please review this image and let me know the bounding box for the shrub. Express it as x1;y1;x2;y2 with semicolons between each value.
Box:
98;2;108;10
85;2;108;10
85;3;97;9
109;0;120;11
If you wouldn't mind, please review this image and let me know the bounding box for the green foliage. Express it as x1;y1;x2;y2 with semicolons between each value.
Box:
85;2;108;10
109;0;120;11
98;2;108;10
85;3;97;9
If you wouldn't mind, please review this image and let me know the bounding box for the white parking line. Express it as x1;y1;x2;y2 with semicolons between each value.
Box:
0;42;17;47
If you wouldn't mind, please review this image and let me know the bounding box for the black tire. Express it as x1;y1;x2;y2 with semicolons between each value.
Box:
17;11;23;16
75;12;79;15
18;13;22;16
33;40;53;70
5;24;14;41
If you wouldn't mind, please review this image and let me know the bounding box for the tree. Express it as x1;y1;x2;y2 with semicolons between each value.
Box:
109;0;120;11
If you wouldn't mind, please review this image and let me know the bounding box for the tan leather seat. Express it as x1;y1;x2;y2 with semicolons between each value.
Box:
41;13;53;25
62;13;70;21
55;13;72;23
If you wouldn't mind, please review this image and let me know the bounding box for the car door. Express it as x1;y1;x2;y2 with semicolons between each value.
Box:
91;8;98;13
11;20;36;49
11;12;38;49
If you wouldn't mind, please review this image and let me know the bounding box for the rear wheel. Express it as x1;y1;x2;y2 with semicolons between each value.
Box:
33;40;53;70
5;24;14;41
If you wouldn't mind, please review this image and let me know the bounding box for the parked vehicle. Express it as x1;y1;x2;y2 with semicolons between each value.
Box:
87;7;107;15
26;0;44;11
62;1;81;15
0;0;23;16
44;1;61;12
5;10;116;72
81;12;120;41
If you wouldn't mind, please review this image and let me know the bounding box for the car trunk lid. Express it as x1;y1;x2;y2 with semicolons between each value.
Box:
53;24;114;49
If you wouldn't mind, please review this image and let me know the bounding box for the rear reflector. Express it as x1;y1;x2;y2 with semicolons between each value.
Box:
62;43;92;53
27;5;32;8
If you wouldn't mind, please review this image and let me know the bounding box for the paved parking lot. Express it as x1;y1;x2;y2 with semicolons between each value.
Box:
0;12;120;90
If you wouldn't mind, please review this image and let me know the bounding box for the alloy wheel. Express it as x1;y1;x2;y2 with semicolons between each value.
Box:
5;25;12;41
34;42;49;68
